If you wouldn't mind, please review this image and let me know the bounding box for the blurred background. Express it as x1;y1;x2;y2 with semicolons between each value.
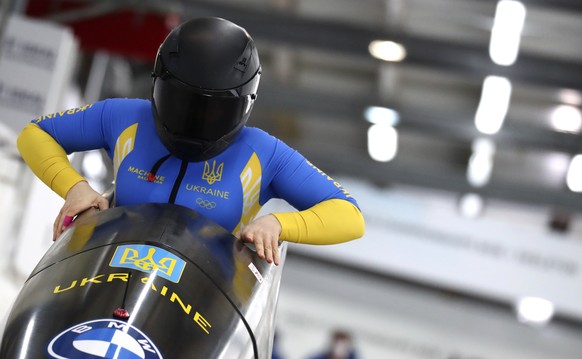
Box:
1;0;582;358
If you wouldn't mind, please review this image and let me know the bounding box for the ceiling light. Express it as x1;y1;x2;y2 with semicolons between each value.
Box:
467;152;494;188
364;106;400;126
515;297;554;327
474;76;512;135
369;40;407;62
367;124;398;162
550;105;582;133
458;193;484;219
467;138;495;187
489;0;526;66
566;154;582;192
82;150;107;181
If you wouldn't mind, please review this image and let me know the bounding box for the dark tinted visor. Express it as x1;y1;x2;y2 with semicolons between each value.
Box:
153;77;252;141
153;52;260;96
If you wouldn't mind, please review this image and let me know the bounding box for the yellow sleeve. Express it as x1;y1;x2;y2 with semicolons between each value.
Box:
272;199;365;245
17;123;86;199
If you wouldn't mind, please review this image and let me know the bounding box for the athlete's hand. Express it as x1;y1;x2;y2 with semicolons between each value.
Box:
236;215;282;265
53;181;109;241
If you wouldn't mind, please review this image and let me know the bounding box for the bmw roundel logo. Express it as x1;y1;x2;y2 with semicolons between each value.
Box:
47;319;163;359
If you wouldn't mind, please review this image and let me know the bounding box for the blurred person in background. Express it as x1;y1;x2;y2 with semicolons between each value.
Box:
16;16;365;265
307;330;359;359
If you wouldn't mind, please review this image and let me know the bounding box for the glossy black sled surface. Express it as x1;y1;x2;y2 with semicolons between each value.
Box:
0;203;287;359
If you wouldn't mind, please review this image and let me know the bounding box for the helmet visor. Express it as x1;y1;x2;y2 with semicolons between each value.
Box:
152;77;253;141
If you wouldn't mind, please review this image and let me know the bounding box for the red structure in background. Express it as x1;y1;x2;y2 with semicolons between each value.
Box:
25;0;176;63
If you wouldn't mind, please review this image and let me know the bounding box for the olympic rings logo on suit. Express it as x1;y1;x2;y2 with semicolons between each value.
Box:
196;198;217;209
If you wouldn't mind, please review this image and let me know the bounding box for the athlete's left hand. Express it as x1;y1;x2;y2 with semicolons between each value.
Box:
236;214;282;265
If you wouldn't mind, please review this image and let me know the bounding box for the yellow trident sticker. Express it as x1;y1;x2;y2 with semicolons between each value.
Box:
110;245;186;283
202;160;224;185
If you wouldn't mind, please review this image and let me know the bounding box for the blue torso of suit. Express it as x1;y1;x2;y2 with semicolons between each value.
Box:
34;98;358;233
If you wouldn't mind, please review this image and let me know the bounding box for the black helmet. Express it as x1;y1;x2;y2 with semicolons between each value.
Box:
151;17;261;162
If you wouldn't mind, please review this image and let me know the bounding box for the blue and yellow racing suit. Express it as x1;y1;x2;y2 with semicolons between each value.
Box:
17;98;364;244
